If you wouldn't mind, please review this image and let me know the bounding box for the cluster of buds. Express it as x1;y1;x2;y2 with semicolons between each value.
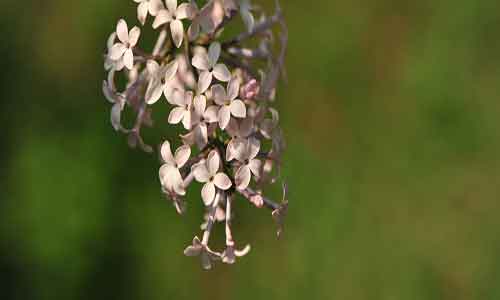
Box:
102;0;288;269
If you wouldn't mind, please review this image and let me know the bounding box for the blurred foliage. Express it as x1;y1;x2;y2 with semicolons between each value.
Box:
1;0;500;299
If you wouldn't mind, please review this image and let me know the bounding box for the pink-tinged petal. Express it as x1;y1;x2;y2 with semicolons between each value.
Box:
229;100;246;118
109;43;126;60
114;59;125;71
184;91;194;106
225;141;237;162
176;3;193;19
184;245;201;256
225;118;239;137
234;244;251;257
152;9;172;28
123;48;134;70
248;137;261;159
211;84;227;105
170;19;184;48
116;19;129;43
207;150;220;175
168;107;185;124
180;130;195;146
197;71;212;94
149;0;164;16
110;102;122;131
212;63;231;82
193;163;210;183
227;77;240;100
160;140;176;165
201;182;216;206
195;123;208;148
171;168;186;195
181;110;192;130
169;89;185;106
174;144;191;167
249;159;262;177
164;59;179;81
208;42;221;67
192;53;210;71
193;95;206;116
187;22;200;41
146;59;160;75
145;80;163;105
218;105;231;129
137;2;148;25
203;106;218;123
214;173;232;190
166;0;177;13
198;0;224;32
128;26;141;47
235;165;251;190
158;164;172;187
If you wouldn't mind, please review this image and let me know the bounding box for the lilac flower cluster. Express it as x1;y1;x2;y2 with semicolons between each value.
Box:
102;0;288;269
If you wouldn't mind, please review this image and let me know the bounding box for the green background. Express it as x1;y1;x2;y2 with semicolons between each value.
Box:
1;0;500;299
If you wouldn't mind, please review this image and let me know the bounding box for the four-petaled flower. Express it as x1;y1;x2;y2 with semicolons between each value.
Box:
185;94;219;148
159;140;191;195
153;0;194;48
145;59;179;105
234;138;261;190
193;150;232;205
225;117;253;161
168;89;196;129
134;0;164;25
109;19;141;70
212;77;247;129
192;42;231;93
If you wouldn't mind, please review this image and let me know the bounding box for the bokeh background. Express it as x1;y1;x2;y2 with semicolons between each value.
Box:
1;0;500;299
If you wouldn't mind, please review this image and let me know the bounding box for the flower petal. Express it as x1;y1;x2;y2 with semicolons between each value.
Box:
123;48;134;70
203;106;219;123
166;0;177;13
110;102;123;131
181;109;192;130
137;2;149;25
207;150;220;175
208;42;221;67
147;59;160;75
211;84;227;105
176;3;193;19
149;0;164;16
235;165;251;190
193;95;207;116
229;99;246;118
197;70;212;94
174;144;191;167
201;182;216;206
218;105;231;129
249;159;262;177
116;19;129;43
109;43;126;60
192;53;210;71
248;137;261;159
212;63;231;82
171;168;186;196
168;107;185;124
214;173;232;190
184;245;202;256
164;59;179;81
193;163;210;183
128;26;141;47
145;80;164;105
227;77;240;100
240;117;253;137
194;123;208;148
187;22;200;41
160;140;175;165
170;19;184;48
152;9;172;29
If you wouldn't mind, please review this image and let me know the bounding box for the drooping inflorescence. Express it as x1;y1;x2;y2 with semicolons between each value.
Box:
102;0;288;269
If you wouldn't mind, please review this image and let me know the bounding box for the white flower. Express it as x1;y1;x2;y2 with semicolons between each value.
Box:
193;150;232;206
225;117;253;161
212;77;246;129
167;89;195;130
134;0;164;25
109;19;141;70
159;140;191;195
152;0;195;48
184;94;219;148
104;33;126;71
145;59;179;105
234;138;261;190
192;42;231;93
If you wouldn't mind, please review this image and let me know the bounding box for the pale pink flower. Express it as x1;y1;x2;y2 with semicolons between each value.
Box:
145;59;179;105
104;33;125;71
184;94;219;148
212;77;246;129
134;0;164;25
159;140;191;195
234;138;261;190
192;42;231;93
109;19;141;70
152;0;195;48
167;89;194;130
192;150;232;206
225;117;253;161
